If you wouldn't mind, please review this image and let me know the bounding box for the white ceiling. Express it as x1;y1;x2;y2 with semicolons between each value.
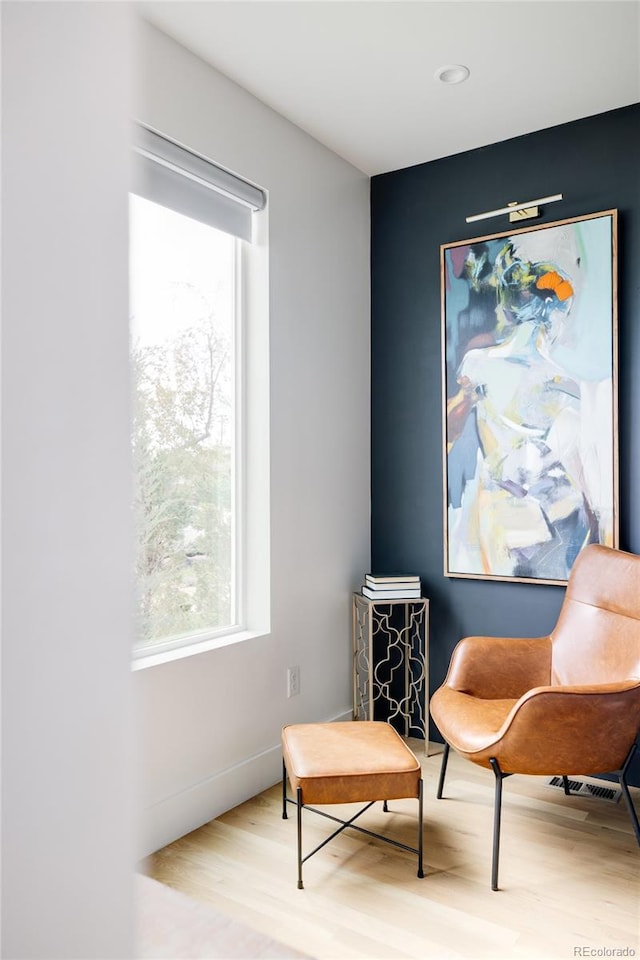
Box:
140;1;640;176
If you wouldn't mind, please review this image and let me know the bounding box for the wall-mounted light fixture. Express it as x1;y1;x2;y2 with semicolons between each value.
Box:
466;193;563;225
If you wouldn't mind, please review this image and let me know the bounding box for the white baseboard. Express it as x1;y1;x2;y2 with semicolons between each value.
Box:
139;707;352;857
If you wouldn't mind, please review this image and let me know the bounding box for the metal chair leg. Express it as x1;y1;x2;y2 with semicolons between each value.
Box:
562;775;571;796
296;787;304;889
417;777;425;878
619;743;640;846
489;758;511;891
437;742;450;799
282;759;288;820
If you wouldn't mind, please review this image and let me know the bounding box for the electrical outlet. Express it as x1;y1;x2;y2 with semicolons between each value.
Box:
287;665;300;698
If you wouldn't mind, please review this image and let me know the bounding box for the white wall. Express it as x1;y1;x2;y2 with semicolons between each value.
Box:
135;21;371;855
1;4;135;957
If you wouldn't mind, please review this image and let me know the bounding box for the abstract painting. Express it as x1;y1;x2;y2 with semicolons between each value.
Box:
441;210;618;584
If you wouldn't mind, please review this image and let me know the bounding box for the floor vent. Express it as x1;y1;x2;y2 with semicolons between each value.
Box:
546;776;621;803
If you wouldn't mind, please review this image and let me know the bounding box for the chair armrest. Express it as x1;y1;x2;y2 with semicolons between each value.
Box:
496;680;640;775
445;635;552;700
522;680;640;698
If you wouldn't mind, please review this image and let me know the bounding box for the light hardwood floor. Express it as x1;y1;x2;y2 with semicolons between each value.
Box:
141;742;640;960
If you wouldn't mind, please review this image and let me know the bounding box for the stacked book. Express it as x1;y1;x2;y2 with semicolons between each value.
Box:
361;573;421;601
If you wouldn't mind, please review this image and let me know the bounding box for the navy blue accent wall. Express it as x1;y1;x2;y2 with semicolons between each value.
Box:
370;104;640;771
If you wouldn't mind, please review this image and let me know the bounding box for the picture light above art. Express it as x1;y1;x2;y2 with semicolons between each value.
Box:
466;194;563;224
441;209;618;586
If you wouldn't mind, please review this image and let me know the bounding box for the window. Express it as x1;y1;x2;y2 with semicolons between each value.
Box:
130;128;267;656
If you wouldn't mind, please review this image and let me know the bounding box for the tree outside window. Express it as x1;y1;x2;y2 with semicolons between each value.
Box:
130;195;237;646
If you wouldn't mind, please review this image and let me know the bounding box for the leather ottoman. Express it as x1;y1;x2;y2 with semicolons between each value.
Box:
281;721;424;888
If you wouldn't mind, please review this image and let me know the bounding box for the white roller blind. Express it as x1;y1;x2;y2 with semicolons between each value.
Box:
133;125;266;242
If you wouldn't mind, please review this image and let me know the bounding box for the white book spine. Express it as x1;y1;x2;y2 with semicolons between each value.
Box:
361;586;422;601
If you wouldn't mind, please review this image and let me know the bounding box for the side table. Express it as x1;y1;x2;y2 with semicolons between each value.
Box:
352;593;430;755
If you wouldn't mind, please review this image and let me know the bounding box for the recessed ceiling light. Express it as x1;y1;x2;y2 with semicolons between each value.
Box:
434;64;470;85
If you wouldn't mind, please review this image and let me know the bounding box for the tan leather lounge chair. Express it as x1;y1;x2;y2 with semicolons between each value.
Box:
430;543;640;890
